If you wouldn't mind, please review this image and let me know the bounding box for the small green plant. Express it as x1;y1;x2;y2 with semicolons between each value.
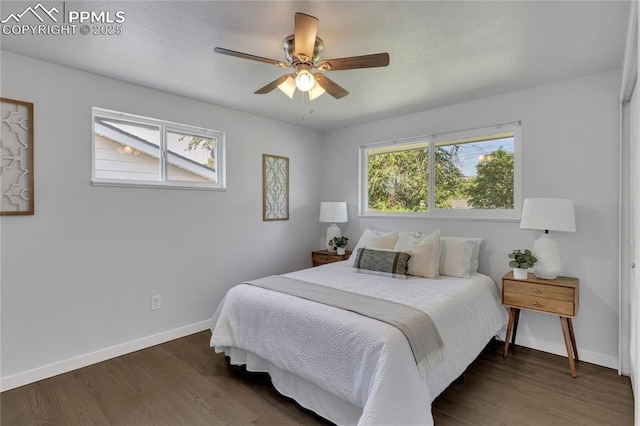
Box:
328;236;349;249
508;249;537;269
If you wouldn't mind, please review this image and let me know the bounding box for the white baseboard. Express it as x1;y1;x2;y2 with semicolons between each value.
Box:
0;319;211;392
502;334;619;371
1;320;621;393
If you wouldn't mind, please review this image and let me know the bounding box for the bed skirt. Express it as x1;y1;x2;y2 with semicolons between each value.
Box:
217;345;366;426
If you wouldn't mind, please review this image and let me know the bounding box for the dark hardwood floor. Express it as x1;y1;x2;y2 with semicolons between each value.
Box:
1;331;633;425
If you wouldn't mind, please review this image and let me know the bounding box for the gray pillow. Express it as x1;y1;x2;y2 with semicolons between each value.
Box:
353;248;412;279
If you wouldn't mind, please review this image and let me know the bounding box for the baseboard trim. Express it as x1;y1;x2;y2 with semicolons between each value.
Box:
0;319;211;392
2;320;620;392
501;334;619;370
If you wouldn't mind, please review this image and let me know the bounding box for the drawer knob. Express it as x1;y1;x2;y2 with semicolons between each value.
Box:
533;301;539;306
533;288;539;293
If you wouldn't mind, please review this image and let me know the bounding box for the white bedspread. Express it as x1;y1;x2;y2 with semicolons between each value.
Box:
210;262;507;425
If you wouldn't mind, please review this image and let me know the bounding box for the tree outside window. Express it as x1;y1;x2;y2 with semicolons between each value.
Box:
362;125;519;219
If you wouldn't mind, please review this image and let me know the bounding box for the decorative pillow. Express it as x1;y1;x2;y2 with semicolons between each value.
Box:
394;230;440;278
352;248;411;279
439;236;483;277
348;228;400;266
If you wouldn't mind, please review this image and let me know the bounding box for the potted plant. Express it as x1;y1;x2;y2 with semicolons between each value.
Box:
329;236;349;255
508;249;537;280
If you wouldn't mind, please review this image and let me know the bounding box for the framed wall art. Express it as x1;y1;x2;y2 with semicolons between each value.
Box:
263;154;289;221
1;98;34;215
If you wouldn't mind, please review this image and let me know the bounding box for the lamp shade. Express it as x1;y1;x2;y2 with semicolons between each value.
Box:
520;198;575;279
277;76;296;99
309;82;326;100
319;202;348;223
520;198;576;233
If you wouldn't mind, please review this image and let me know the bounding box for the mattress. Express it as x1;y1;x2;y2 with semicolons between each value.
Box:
210;261;508;425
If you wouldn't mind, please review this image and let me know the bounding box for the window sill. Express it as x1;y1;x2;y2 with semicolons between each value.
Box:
91;179;227;191
358;210;521;222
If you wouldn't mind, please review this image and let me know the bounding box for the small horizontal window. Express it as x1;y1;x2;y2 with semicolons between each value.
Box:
92;108;226;190
359;123;521;221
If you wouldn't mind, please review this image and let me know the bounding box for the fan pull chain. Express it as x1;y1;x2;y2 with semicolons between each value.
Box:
299;91;316;122
299;89;307;121
308;91;314;116
297;90;316;122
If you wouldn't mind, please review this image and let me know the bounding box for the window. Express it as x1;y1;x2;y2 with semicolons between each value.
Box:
359;122;521;220
92;108;225;190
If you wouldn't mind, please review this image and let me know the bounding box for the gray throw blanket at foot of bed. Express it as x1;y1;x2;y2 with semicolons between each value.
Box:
246;275;445;377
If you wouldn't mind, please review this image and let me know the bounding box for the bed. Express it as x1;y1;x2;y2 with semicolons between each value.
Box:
210;230;508;425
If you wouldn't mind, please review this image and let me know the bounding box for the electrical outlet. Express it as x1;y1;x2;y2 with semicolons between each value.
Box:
151;295;161;311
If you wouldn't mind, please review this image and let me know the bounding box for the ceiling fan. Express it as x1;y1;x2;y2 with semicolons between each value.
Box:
214;12;390;100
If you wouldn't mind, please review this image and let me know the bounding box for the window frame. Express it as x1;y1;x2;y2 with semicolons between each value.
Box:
91;108;226;191
359;122;522;221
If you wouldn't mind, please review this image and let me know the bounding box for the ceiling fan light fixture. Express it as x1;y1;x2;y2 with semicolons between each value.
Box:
308;82;325;100
277;76;296;98
214;12;389;101
295;69;315;92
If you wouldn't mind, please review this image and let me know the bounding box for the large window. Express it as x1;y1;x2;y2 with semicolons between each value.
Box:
92;108;225;190
360;123;521;220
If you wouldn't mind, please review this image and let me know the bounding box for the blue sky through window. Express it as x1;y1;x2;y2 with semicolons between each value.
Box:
445;136;514;177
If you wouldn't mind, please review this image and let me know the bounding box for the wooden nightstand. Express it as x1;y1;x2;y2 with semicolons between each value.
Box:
311;250;352;267
502;271;579;377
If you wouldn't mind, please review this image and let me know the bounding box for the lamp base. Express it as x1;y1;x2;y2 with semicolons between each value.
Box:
326;223;341;252
532;233;561;279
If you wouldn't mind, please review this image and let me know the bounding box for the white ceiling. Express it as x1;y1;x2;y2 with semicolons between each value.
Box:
0;1;631;131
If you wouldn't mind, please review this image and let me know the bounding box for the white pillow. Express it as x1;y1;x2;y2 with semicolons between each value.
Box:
394;230;440;278
439;236;482;278
348;229;399;266
470;238;483;274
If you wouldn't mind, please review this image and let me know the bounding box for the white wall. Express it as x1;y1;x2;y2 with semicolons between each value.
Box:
321;70;622;369
0;48;623;388
0;52;322;388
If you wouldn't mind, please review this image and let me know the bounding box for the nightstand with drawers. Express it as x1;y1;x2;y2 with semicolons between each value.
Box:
502;271;579;377
311;250;352;267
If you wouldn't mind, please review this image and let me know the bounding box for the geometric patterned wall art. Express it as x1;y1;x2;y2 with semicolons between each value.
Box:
262;154;289;221
1;98;34;215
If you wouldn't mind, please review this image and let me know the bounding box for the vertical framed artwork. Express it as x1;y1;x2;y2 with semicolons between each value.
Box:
263;154;289;221
1;98;34;215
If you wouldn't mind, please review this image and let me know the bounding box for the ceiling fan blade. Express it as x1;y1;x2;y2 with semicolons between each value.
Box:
214;47;288;67
314;73;349;99
255;74;294;94
317;53;390;71
294;12;319;61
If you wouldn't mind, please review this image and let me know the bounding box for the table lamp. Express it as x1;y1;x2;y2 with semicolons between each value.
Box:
319;202;348;252
520;198;576;279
